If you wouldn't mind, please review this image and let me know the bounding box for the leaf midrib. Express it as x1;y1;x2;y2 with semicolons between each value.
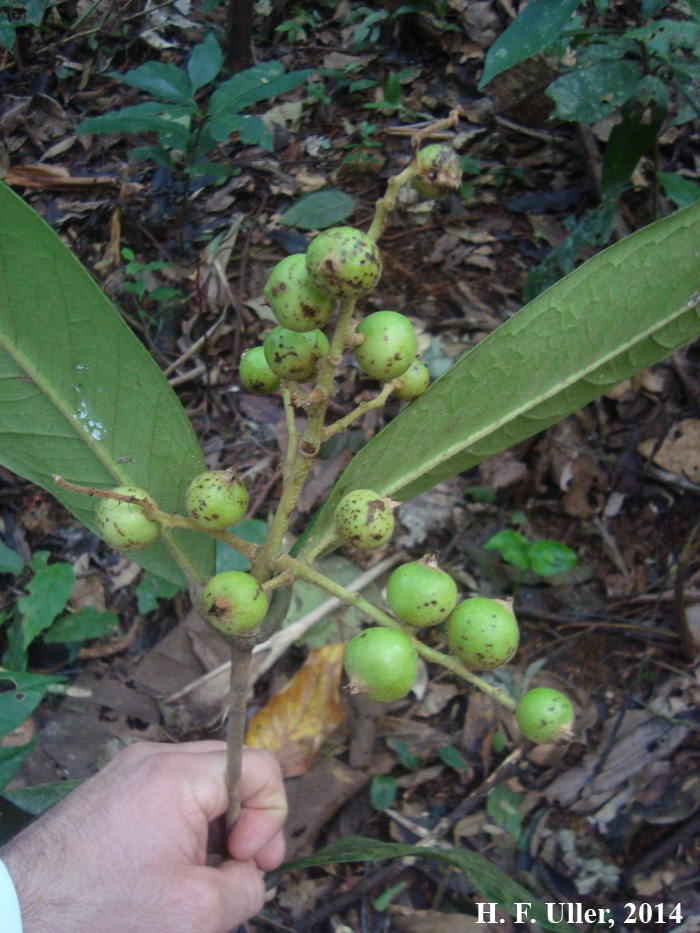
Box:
0;330;131;485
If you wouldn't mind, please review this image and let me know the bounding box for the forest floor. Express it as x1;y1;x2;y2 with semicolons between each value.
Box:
1;1;700;931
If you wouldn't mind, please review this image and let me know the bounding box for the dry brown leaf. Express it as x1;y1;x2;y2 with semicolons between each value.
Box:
246;644;346;777
2;164;116;189
638;419;700;483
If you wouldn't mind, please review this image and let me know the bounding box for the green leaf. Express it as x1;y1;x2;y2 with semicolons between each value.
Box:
383;72;402;106
0;17;16;51
484;530;530;570
109;61;194;104
0;741;36;792
438;745;469;771
486;782;523;840
0;540;23;576
546;61;641;124
216;519;268;573
187;33;223;92
208;62;312;120
76;102;194;150
479;0;582;89
370;775;397;810
528;540;578;577
280;190;355;230
206;113;272;150
2;778;83;815
296;201;700;559
374;881;408;911
658;172;700;210
18;552;74;648
0;182;214;586
601;102;665;196
43;606;119;644
0;670;65;742
276;835;577;933
135;573;182;614
25;0;47;26
388;737;421;770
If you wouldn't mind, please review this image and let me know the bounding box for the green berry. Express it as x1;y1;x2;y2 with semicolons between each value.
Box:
392;360;430;400
413;144;463;199
344;627;418;702
386;555;458;628
305;226;382;299
185;469;248;530
95;485;160;553
239;347;280;395
264;254;336;332
263;326;329;382
354;311;418;381
446;597;519;670
516;688;574;744
203;571;268;636
335;489;395;550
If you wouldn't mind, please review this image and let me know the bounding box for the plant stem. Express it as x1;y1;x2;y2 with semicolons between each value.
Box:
225;641;253;836
252;299;358;580
324;381;398;439
53;475;259;563
277;554;517;711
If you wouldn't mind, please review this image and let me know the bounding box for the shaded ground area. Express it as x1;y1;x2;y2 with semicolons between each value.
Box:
1;1;700;930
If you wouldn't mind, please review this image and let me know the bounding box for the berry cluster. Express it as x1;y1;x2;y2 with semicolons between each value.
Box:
86;136;573;763
239;145;462;402
342;548;574;745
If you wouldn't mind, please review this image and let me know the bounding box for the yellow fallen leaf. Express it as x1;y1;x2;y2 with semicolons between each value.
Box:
246;643;346;777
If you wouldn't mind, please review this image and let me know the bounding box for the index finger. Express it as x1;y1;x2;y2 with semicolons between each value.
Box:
228;748;287;862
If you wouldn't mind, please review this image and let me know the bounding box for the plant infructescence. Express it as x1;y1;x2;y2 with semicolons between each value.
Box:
5;98;700;858
50;119;570;827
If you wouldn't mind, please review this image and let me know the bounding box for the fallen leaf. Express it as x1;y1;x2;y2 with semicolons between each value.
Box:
638;419;700;483
246;644;347;777
2;164;116;189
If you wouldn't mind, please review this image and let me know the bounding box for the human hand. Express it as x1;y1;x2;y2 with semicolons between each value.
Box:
0;741;287;933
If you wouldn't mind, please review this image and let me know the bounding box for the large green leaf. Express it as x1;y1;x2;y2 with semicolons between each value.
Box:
297;201;700;558
0;183;214;586
278;836;577;933
478;0;581;89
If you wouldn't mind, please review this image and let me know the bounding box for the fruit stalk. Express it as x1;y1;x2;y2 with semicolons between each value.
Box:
277;554;517;710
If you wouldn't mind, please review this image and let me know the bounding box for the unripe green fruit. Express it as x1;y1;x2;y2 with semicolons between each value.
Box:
413;144;463;199
446;597;519;670
264;254;335;332
264;326;329;382
335;489;395;550
185;469;248;530
354;311;418;381
305;226;382;299
239;346;280;395
516;688;574;744
344;627;418;702
392;360;430;400
203;570;268;636
95;485;160;553
386;556;458;627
